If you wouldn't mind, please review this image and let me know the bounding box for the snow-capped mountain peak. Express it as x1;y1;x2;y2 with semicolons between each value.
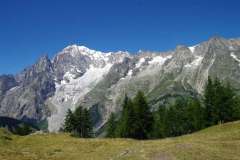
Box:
1;36;240;133
61;45;106;58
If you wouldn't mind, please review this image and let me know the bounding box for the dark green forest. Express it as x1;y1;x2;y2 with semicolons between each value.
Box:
105;77;240;139
64;77;240;139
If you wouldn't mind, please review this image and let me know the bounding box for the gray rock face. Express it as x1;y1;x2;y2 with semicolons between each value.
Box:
0;56;55;123
0;75;17;98
0;36;240;132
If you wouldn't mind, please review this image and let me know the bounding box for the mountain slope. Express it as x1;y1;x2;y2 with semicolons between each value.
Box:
0;121;240;160
0;36;240;132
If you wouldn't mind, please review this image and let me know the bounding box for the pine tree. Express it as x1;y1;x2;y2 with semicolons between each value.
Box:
116;95;136;138
232;96;240;120
82;108;92;138
204;77;216;126
115;92;154;139
72;106;83;137
165;98;187;137
213;77;222;123
106;113;117;138
132;91;154;139
64;109;75;132
186;98;205;132
165;103;177;137
115;95;129;137
152;105;167;138
63;106;92;138
217;82;234;123
204;77;239;125
124;98;136;138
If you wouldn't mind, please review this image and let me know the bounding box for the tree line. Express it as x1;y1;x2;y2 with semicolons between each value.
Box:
106;77;240;139
63;77;240;139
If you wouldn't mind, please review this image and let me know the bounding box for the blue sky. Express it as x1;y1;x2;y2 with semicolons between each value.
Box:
0;0;240;74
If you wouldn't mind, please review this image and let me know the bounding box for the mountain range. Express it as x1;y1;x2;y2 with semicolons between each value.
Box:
0;36;240;133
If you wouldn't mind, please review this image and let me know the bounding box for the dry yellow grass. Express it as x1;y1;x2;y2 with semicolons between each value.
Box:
0;121;240;160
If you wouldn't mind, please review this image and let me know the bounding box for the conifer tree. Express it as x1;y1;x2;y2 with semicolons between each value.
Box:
165;98;187;137
82;108;92;138
64;109;75;132
72;106;84;137
116;95;136;138
204;77;219;126
204;77;239;125
132;91;153;139
186;98;205;132
106;113;117;138
217;82;235;123
152;105;167;138
232;96;240;120
63;106;92;138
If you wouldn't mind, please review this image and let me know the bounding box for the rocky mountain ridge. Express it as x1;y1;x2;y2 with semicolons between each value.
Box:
0;36;240;132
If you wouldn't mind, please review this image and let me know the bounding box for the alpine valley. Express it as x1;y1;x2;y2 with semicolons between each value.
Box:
1;36;240;133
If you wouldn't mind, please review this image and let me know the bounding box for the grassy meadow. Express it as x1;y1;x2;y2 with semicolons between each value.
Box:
0;121;240;160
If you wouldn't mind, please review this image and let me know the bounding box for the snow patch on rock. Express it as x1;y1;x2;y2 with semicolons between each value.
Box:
127;70;133;76
47;63;113;132
149;55;172;65
231;52;240;66
9;86;20;92
135;58;146;68
185;56;203;68
188;45;198;53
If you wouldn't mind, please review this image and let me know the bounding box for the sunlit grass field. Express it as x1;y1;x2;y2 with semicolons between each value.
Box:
0;121;240;160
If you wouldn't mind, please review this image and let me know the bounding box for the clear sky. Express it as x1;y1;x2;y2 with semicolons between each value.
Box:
0;0;240;74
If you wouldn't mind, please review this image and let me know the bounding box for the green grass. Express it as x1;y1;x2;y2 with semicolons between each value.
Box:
1;121;240;160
